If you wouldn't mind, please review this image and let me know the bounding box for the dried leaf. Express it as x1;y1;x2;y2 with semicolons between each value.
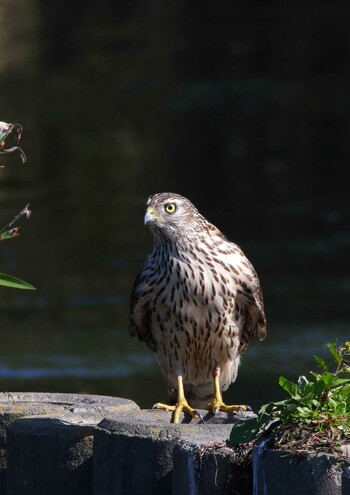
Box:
0;121;26;163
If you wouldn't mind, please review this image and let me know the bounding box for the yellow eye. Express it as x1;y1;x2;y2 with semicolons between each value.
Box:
164;203;176;214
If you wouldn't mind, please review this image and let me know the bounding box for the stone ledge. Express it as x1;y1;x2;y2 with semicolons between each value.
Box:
7;417;95;495
0;392;138;495
0;393;347;495
254;444;345;495
93;408;244;495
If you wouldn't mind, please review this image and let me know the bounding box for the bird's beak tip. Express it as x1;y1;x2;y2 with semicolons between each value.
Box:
144;206;157;226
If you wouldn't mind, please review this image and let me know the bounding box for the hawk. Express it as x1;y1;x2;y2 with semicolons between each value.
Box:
129;192;267;423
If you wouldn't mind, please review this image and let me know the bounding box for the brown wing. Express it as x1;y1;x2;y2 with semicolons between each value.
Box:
238;279;266;354
228;245;267;354
129;266;157;352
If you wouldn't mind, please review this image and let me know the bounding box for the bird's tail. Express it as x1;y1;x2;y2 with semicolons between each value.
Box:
185;382;214;409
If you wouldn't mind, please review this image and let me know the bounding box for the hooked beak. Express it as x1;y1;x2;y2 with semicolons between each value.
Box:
144;206;158;225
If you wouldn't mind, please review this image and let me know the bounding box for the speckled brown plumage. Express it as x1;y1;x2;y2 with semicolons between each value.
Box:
129;192;267;413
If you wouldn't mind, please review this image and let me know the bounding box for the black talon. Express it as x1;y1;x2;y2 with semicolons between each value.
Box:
195;410;205;423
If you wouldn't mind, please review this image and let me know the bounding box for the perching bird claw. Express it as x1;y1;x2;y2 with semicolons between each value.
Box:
206;366;248;415
153;375;200;423
153;399;199;424
207;399;248;415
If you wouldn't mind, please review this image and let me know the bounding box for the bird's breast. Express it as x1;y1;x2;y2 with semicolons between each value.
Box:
143;250;243;385
148;253;240;338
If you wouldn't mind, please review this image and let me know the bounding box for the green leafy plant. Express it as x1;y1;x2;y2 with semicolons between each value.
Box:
230;342;350;453
0;120;35;290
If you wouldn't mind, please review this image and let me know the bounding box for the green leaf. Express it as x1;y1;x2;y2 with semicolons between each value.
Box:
229;417;261;446
321;372;335;388
285;402;299;413
314;355;328;372
0;227;20;241
279;376;300;398
335;401;347;415
0;272;36;290
328;398;338;411
327;343;341;365
303;381;317;395
298;375;310;391
312;374;329;397
330;377;350;388
257;399;289;420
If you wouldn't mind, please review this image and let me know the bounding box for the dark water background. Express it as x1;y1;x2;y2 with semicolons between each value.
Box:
0;2;349;410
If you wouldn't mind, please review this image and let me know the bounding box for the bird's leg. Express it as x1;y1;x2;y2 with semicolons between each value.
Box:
207;367;248;414
153;375;199;424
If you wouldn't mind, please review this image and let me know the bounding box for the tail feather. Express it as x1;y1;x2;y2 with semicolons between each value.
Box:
185;383;213;409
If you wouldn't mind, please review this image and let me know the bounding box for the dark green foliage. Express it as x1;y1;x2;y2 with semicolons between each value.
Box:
230;343;350;451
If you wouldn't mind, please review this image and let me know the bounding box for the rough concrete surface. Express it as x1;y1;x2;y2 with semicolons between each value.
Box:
0;393;348;495
0;392;138;495
254;446;344;495
342;464;350;495
173;442;252;495
93;408;250;495
7;417;94;495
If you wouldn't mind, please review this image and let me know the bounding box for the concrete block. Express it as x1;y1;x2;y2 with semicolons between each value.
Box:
173;442;252;495
7;417;94;495
342;464;350;495
0;393;347;495
0;401;68;492
254;445;343;495
0;392;138;495
93;408;252;495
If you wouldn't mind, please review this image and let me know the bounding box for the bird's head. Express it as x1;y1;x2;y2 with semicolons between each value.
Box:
144;192;203;239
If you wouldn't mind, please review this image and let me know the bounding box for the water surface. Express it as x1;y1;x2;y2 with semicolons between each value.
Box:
0;1;349;410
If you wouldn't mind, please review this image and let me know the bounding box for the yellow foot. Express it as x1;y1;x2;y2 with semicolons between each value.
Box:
208;367;250;415
207;399;248;415
153;399;199;424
